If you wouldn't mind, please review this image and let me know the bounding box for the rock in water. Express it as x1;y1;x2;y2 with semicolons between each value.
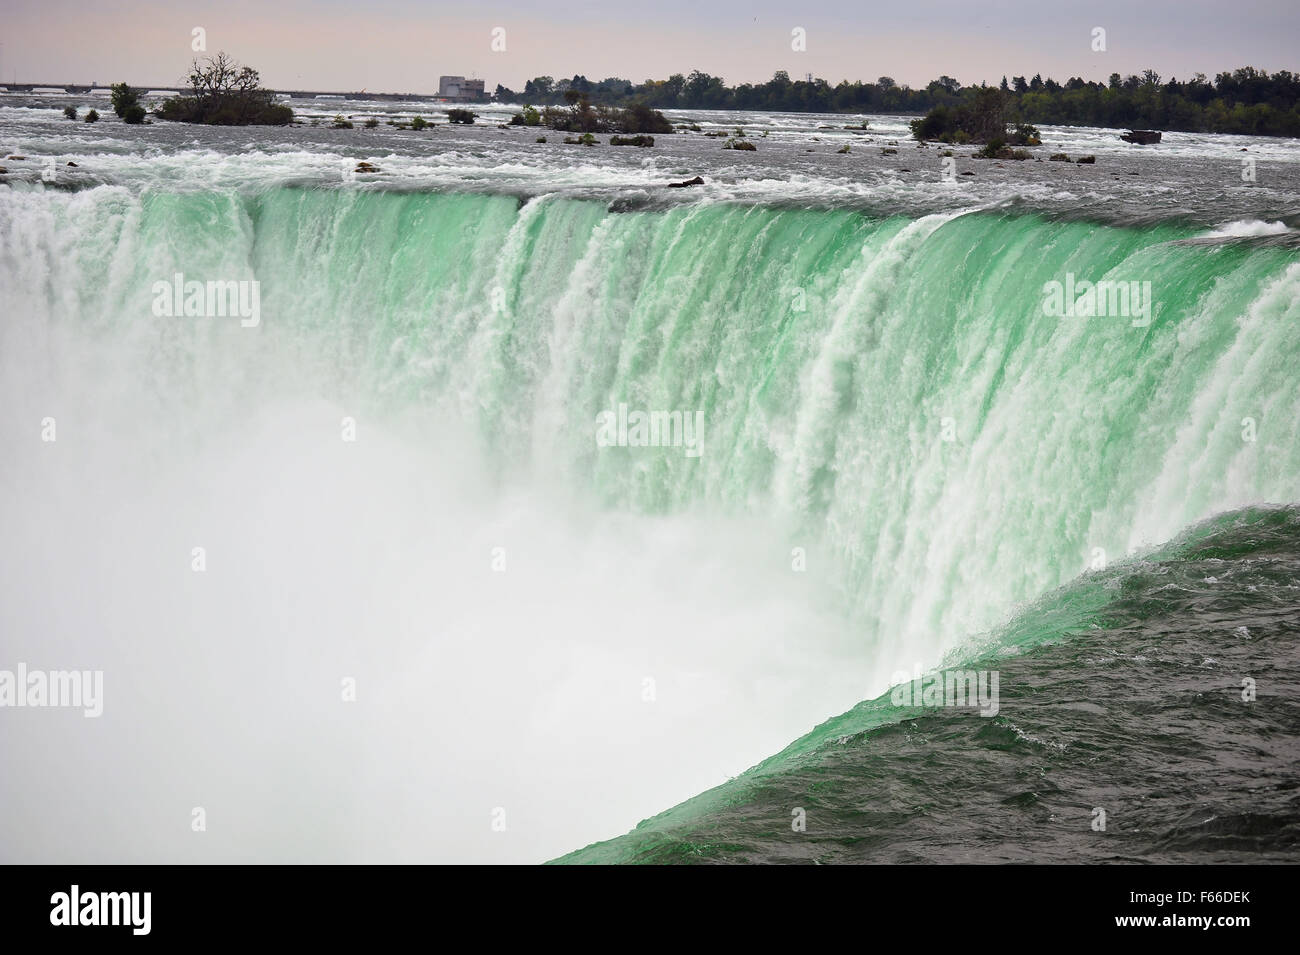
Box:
1120;129;1162;144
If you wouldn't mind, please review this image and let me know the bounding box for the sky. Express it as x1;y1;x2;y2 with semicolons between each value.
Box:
3;0;1297;93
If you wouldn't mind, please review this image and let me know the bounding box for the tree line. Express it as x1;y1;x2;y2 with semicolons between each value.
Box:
494;67;1300;137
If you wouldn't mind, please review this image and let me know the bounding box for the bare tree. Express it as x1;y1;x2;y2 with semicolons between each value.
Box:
168;52;288;124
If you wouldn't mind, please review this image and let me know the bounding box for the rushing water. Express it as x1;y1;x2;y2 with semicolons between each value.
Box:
1;96;1298;863
556;505;1300;863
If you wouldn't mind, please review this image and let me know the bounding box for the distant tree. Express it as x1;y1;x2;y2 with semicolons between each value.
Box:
523;76;554;98
910;104;954;141
615;103;673;133
509;104;541;126
548;91;599;130
683;70;727;107
540;98;670;134
967;86;1015;140
157;52;292;125
246;61;1300;139
910;87;1037;145
110;83;140;118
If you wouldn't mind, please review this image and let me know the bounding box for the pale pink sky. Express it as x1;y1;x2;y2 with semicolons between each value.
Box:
3;0;1296;93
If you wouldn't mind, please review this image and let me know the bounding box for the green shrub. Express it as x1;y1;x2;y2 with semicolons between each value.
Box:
364;117;379;128
110;83;140;118
1011;123;1041;146
84;109;99;123
447;108;477;124
563;132;598;145
609;134;654;146
511;105;540;126
157;96;292;125
410;116;428;130
975;139;1032;159
909;105;952;141
331;115;354;129
911;91;1039;147
539;100;671;134
63;105;78;120
123;104;146;124
616;104;672;133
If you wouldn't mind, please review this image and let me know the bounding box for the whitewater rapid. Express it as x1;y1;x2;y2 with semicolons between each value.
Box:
2;178;1299;862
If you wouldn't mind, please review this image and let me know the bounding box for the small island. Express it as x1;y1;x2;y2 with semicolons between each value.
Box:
158;53;293;125
108;53;293;126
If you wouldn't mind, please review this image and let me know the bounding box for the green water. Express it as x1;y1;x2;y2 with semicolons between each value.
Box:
549;503;1300;864
4;183;1300;862
17;187;1297;666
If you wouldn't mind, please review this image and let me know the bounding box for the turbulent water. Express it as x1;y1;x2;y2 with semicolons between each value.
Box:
555;505;1300;863
1;99;1298;863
